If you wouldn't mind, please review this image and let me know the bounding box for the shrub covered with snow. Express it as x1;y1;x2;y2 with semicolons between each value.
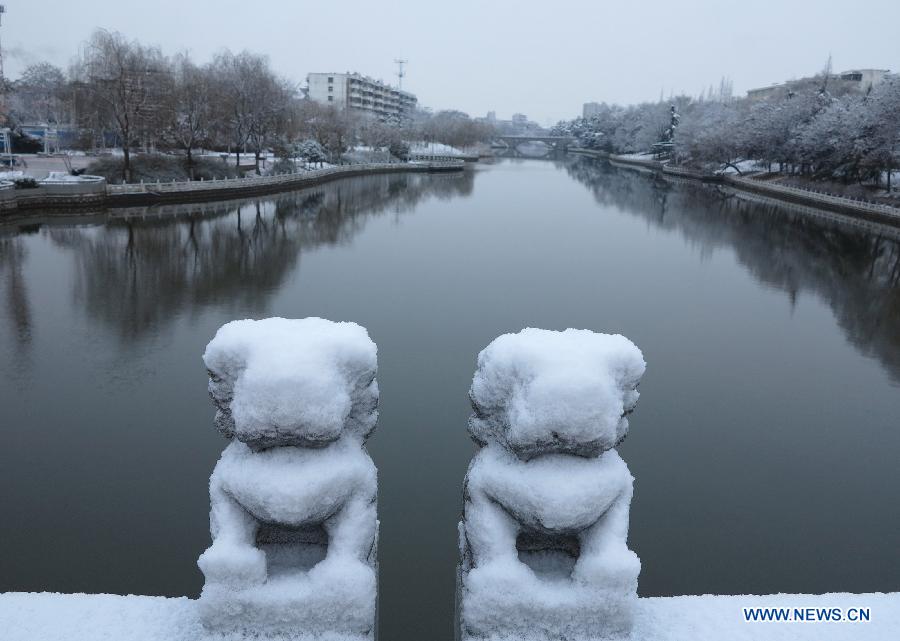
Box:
197;317;379;639
459;328;646;641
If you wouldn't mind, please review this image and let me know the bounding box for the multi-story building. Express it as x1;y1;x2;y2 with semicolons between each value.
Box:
836;68;890;89
583;102;602;118
307;72;417;119
511;113;529;127
747;68;891;100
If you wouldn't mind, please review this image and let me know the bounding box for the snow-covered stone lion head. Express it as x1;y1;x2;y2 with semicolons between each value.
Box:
468;328;645;460
203;317;378;450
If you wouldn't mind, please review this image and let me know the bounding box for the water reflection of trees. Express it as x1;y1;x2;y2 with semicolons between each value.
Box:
42;170;474;340
563;157;900;383
0;234;33;358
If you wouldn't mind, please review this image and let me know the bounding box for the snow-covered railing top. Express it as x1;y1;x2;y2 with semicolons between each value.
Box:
202;317;379;449
468;328;645;460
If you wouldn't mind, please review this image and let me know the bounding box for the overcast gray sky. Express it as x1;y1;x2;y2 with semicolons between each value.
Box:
4;0;898;124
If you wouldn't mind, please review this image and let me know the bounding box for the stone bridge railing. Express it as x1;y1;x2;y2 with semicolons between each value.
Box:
191;320;645;641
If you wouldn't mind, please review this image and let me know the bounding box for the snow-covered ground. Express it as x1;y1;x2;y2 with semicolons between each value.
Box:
715;159;770;175
1;591;896;640
409;142;470;156
633;593;899;641
1;154;94;179
614;152;659;161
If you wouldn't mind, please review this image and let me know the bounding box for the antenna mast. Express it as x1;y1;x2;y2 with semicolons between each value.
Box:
394;58;408;90
0;5;6;82
0;5;7;121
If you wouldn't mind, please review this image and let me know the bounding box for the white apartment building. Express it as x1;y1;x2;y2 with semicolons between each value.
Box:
307;72;417;119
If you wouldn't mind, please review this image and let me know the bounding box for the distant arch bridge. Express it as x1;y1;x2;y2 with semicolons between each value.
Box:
492;135;575;152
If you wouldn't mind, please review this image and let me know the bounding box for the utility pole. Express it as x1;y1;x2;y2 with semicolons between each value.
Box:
394;58;408;90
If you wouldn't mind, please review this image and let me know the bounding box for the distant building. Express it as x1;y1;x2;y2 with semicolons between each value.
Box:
583;102;602;118
746;84;782;101
511;113;529;127
307;72;417;119
747;68;890;100
837;68;890;89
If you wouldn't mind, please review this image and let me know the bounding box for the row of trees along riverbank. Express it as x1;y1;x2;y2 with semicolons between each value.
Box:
553;69;900;192
3;30;496;183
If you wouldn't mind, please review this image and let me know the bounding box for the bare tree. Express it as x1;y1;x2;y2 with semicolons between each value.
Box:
73;30;170;182
11;62;68;124
208;51;269;170
247;74;293;174
164;53;212;179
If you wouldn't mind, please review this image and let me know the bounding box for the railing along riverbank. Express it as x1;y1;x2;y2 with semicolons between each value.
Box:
721;174;900;224
570;147;900;226
0;161;465;214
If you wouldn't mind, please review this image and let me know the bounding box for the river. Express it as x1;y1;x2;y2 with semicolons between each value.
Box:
1;157;898;640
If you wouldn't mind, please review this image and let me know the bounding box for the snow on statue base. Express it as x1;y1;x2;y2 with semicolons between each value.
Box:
196;317;380;639
457;328;646;641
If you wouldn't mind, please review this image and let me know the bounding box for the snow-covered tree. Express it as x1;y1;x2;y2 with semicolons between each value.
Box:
856;77;900;189
295;139;328;166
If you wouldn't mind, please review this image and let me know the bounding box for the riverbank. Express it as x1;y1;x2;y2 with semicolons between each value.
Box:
1;591;896;640
0;161;464;214
569;148;900;226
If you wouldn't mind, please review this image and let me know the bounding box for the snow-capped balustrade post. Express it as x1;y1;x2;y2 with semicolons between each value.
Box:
457;328;646;641
197;317;380;640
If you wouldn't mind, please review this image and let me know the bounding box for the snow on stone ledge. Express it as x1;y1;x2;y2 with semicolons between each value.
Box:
202;317;379;448
468;327;645;459
1;592;897;641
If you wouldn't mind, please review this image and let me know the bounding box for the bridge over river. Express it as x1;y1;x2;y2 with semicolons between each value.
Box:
492;135;575;151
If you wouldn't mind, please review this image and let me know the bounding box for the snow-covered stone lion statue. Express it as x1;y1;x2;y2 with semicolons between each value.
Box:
197;317;379;640
457;328;646;641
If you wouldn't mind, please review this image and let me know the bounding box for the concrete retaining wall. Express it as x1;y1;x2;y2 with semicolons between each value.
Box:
574;150;900;226
0;182;16;211
0;162;464;215
723;174;900;225
568;148;610;159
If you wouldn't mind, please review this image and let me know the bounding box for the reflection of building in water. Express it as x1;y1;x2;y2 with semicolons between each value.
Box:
563;156;900;383
35;170;474;339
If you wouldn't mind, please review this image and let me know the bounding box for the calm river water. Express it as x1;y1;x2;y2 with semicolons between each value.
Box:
1;158;898;639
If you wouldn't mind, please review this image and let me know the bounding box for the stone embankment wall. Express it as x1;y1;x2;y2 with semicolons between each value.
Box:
0;162;464;214
571;148;900;226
